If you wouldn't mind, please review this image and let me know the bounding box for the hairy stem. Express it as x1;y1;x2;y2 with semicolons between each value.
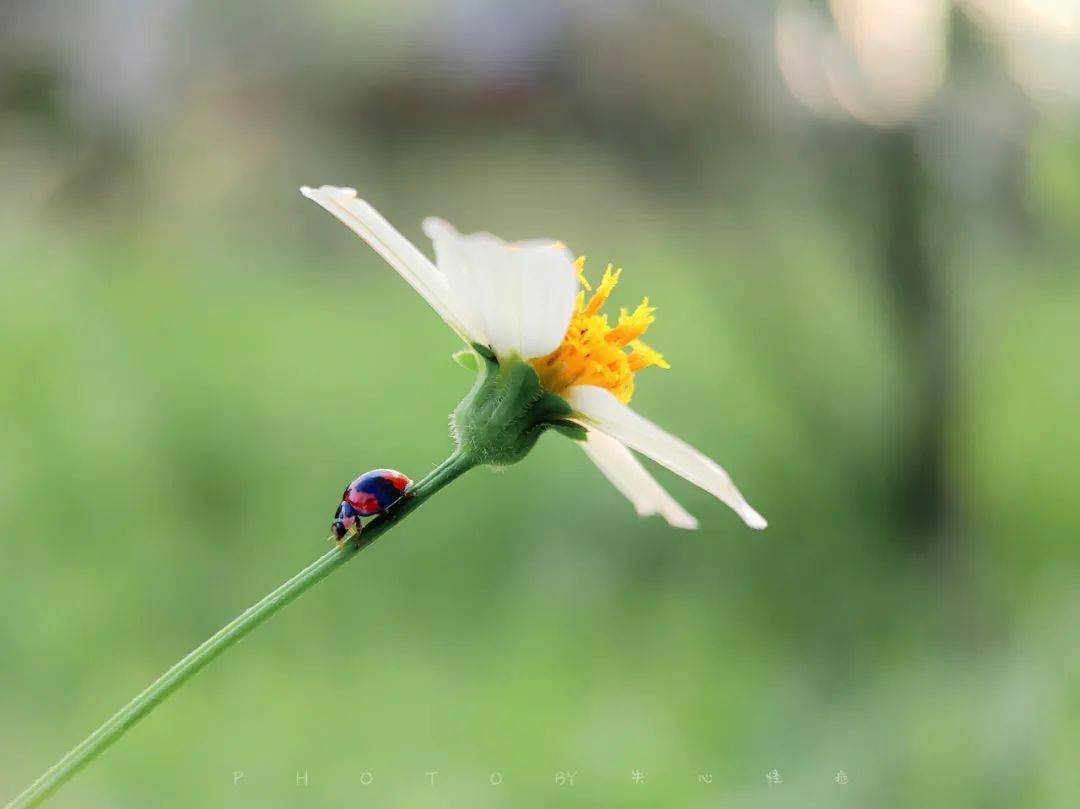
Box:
5;450;476;809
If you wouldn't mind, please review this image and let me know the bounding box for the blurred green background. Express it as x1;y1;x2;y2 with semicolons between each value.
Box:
2;1;1079;807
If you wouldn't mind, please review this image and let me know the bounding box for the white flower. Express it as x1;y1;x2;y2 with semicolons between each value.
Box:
301;185;767;531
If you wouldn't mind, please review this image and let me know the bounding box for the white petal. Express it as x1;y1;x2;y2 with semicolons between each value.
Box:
421;218;492;350
581;429;699;529
513;240;580;359
301;186;471;340
567;385;768;530
422;218;577;361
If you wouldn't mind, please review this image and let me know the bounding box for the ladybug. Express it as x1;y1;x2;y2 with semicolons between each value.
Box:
330;468;413;547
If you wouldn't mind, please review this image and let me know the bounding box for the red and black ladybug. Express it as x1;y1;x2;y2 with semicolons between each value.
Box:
330;469;413;547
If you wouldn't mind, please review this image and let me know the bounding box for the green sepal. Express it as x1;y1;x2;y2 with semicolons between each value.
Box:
451;349;479;372
451;348;578;466
548;420;588;442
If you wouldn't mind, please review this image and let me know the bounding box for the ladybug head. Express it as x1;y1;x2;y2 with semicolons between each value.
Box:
330;501;360;541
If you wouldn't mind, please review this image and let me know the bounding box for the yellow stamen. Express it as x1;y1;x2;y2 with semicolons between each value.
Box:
628;339;670;371
574;256;591;291
531;260;668;404
583;264;621;316
606;298;656;345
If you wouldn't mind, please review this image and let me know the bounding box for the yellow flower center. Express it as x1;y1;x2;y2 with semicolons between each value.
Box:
530;258;669;404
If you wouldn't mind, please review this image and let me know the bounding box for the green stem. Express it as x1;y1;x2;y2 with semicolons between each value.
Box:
5;450;476;809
